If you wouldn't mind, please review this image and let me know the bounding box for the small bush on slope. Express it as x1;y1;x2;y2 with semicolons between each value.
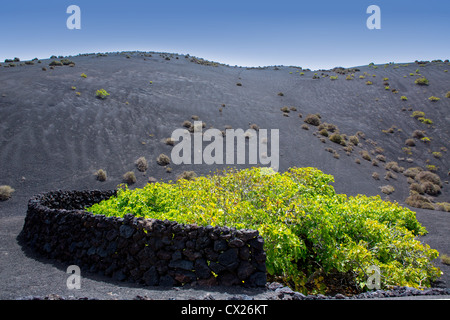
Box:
87;167;440;294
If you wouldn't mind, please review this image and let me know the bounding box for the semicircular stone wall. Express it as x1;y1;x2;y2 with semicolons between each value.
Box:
19;190;267;287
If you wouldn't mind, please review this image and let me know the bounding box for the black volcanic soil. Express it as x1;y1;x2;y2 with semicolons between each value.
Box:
0;52;449;299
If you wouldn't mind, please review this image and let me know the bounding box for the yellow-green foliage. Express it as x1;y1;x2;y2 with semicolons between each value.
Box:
87;167;440;293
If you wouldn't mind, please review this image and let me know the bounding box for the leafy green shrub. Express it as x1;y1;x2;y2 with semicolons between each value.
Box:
400;96;408;101
446;91;450;98
405;193;435;210
329;133;343;144
415;77;429;85
0;185;15;201
81;73;87;78
380;185;395;195
49;60;63;66
432;152;442;159
418;118;433;125
96;89;110;99
87;167;440;294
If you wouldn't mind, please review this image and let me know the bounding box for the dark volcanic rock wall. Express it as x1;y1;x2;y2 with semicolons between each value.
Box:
19;190;266;287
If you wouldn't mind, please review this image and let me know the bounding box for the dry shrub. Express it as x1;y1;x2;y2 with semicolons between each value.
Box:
372;172;380;180
360;150;371;161
349;135;359;145
385;161;404;173
182;120;192;128
157;153;171;166
412;130;425;139
135;157;148;172
405;139;416;147
381;185;395;195
0;185;14;201
176;171;197;181
95;169;107;182
304;114;321;126
385;171;397;180
403;167;423;178
165;138;175;146
123;171;136;184
405;193;435;210
420;181;441;196
416;171;442;187
329;133;343;144
410;183;424;194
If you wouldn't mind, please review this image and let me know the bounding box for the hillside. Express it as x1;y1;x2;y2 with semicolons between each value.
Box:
0;51;449;298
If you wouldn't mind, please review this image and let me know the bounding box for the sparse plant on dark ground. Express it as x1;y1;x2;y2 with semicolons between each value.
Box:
0;185;14;201
428;96;440;102
95;169;107;182
123;171;136;184
415;77;429;86
381;185;395;195
87;167;441;294
135;157;148;172
95;89;110;99
176;171;197;181
304;114;321;126
360;150;371;161
157;153;170;166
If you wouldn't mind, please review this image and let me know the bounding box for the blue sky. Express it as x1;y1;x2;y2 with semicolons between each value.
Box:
1;0;449;70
